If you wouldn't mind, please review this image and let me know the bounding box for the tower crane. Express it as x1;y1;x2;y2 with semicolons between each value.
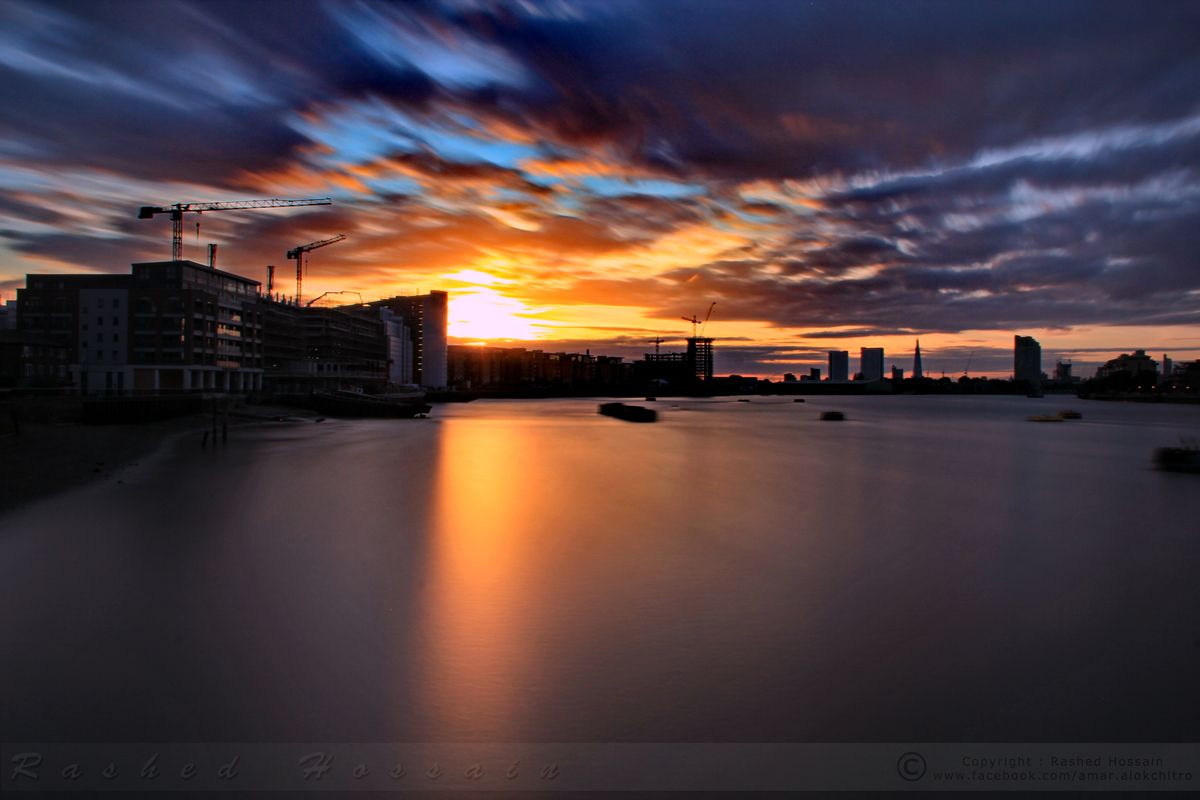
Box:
287;234;347;305
137;197;332;261
648;335;666;356
963;351;976;377
680;302;717;338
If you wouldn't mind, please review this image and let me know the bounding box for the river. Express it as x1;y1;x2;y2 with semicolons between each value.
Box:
2;396;1198;745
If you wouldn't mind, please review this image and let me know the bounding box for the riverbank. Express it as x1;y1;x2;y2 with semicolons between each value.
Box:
0;417;206;517
0;406;324;518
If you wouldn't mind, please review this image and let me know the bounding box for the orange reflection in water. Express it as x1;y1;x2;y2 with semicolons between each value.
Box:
416;418;542;738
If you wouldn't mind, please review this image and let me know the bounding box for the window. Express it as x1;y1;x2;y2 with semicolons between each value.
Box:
112;333;119;343
97;316;103;326
95;332;102;342
112;316;119;325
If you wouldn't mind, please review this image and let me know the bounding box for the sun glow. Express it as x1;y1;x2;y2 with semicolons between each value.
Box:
448;287;541;340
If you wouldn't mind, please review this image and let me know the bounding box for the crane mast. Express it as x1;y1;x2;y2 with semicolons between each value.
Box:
137;197;332;261
286;234;347;305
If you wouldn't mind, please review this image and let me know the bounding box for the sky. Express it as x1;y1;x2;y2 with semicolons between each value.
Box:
0;0;1197;378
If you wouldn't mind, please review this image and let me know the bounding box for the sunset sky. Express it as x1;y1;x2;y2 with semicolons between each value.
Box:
1;0;1197;377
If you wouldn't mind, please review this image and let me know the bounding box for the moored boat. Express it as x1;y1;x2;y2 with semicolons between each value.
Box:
598;402;657;423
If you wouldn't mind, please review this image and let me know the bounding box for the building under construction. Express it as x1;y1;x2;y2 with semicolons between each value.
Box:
635;337;714;387
12;259;448;395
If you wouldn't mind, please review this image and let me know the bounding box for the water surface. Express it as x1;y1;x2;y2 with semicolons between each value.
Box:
2;396;1198;743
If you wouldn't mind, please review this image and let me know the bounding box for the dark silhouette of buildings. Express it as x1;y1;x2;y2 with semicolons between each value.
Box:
1096;349;1157;380
448;345;632;391
1014;335;1042;383
12;261;448;394
860;347;884;382
827;350;849;382
687;337;714;382
912;339;924;379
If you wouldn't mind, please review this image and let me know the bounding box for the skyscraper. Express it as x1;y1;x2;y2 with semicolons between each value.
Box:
912;339;924;379
860;347;884;382
369;291;448;388
827;350;849;382
1014;335;1042;383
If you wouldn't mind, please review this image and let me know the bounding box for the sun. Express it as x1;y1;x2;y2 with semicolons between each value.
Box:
448;287;540;340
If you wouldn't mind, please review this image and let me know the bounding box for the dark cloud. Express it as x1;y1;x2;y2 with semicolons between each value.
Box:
1;0;1199;348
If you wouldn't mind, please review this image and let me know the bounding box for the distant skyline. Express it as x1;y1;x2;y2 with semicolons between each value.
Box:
1;0;1198;377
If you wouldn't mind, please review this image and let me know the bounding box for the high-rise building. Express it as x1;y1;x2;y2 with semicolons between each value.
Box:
827;350;849;382
912;339;924;379
891;365;904;382
860;347;884;382
380;309;414;386
368;291;448;388
1162;354;1173;382
687;337;714;381
1014;335;1042;383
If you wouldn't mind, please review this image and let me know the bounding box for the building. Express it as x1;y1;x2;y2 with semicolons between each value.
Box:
827;350;849;382
0;330;70;388
1096;350;1158;380
807;367;821;381
0;298;17;330
1161;354;1173;383
686;337;714;382
912;339;924;379
1053;360;1074;382
448;344;632;391
1014;335;1042;383
380;309;414;386
891;365;904;382
637;337;713;387
860;347;884;382
17;260;264;393
259;300;418;393
367;291;448;388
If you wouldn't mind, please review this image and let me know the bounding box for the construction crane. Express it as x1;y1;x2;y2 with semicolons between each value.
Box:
680;302;717;338
287;234;347;305
963;351;976;377
306;290;363;307
649;335;666;356
136;197;332;261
